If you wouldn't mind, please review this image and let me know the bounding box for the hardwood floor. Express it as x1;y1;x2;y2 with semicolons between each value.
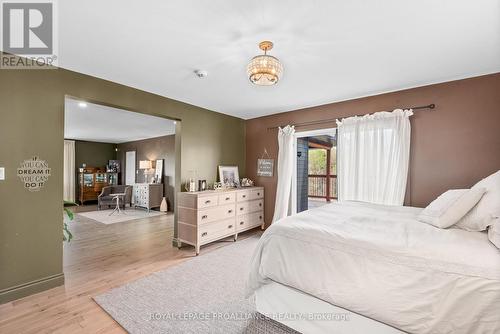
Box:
0;207;260;333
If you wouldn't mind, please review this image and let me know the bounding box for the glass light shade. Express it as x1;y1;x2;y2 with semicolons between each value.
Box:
247;55;283;86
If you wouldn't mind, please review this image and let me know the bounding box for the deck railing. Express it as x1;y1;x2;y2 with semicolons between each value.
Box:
308;174;337;200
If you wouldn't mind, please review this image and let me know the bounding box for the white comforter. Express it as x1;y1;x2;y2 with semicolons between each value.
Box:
246;201;500;334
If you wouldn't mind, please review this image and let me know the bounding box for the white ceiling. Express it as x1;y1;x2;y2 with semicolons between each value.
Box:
56;1;500;119
64;98;176;143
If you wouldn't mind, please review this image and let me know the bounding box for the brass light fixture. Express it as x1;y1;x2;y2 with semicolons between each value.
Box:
247;41;283;86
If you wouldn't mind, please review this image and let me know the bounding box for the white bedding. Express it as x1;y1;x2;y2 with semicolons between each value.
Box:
246;201;500;334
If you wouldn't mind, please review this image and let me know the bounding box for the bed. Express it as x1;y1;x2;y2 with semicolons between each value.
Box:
246;201;500;334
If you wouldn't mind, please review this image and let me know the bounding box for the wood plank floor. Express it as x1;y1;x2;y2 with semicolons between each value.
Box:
0;206;260;333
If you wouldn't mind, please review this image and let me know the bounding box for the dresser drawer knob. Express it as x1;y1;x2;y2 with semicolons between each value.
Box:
259;216;262;219
257;192;260;196
225;197;230;201
228;225;233;229
228;210;233;213
201;232;208;237
239;207;244;211
205;200;211;204
242;195;246;198
240;221;244;225
259;203;262;207
202;215;208;219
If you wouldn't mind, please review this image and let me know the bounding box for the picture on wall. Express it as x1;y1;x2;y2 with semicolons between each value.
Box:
218;166;240;188
257;158;274;177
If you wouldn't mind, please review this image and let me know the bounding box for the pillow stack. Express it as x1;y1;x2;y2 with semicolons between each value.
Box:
417;188;486;229
417;170;500;249
454;170;500;232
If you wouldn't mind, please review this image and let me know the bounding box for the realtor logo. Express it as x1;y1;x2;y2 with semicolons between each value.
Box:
1;0;58;69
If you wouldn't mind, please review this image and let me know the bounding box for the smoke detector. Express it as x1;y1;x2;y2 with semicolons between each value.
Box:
194;70;208;78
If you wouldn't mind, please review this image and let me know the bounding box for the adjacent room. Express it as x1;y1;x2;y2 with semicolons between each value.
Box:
63;97;176;272
0;1;499;334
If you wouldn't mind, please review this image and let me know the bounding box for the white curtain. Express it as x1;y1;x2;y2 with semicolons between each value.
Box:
336;109;413;205
272;125;295;223
63;140;75;202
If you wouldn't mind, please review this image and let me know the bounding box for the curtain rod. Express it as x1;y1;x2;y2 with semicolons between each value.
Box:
266;104;435;130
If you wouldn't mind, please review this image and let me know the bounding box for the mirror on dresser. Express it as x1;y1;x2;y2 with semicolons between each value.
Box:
154;159;163;184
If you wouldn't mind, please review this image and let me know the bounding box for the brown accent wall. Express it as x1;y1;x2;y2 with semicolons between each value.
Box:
246;73;500;227
117;135;175;211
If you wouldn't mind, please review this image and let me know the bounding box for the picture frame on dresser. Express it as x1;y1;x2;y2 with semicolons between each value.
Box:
218;165;239;188
177;186;265;255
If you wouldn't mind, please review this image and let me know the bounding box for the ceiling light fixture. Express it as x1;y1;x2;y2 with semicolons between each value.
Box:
78;102;87;108
247;41;283;86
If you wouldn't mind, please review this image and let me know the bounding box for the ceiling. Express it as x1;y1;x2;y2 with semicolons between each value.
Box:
64;98;176;143
55;1;500;119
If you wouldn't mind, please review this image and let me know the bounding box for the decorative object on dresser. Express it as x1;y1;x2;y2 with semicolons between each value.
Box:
153;159;163;183
178;186;265;255
78;167;119;204
218;165;240;187
133;183;163;212
241;178;254;187
185;170;198;192
198;179;207;191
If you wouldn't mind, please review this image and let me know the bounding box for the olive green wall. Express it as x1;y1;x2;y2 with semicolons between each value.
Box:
0;65;245;303
74;140;117;170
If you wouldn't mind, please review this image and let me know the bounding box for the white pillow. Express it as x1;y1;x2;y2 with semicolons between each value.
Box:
487;220;500;249
455;170;500;231
417;188;486;228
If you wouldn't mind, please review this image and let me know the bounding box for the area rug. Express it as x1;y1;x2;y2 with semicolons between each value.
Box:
77;209;165;224
94;236;299;333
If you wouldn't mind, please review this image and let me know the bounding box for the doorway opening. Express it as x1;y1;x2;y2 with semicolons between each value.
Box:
62;96;179;282
293;128;337;213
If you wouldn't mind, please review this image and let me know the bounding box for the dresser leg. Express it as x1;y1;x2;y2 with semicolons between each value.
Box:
195;245;200;255
234;234;238;242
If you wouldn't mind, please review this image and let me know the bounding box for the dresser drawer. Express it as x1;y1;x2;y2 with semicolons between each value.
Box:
249;199;264;213
197;195;219;209
236;201;249;215
198;203;235;224
219;203;236;220
218;192;236;204
236;215;249;232
249;189;264;200
236;211;264;232
237;190;250;202
248;211;264;227
199;218;236;243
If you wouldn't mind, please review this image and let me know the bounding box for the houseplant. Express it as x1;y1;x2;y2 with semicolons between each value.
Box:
63;201;78;242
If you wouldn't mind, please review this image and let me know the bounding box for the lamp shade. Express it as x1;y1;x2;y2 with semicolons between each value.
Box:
139;160;152;169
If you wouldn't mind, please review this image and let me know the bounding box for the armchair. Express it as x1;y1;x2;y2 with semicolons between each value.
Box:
98;185;132;210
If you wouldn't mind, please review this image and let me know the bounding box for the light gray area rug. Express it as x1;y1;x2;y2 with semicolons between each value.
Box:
78;209;165;224
94;236;299;334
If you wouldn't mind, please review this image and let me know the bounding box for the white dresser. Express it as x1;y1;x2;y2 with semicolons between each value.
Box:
133;183;163;212
177;186;264;255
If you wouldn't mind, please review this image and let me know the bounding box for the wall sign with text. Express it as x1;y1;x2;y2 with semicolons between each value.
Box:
17;156;51;192
257;159;274;177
